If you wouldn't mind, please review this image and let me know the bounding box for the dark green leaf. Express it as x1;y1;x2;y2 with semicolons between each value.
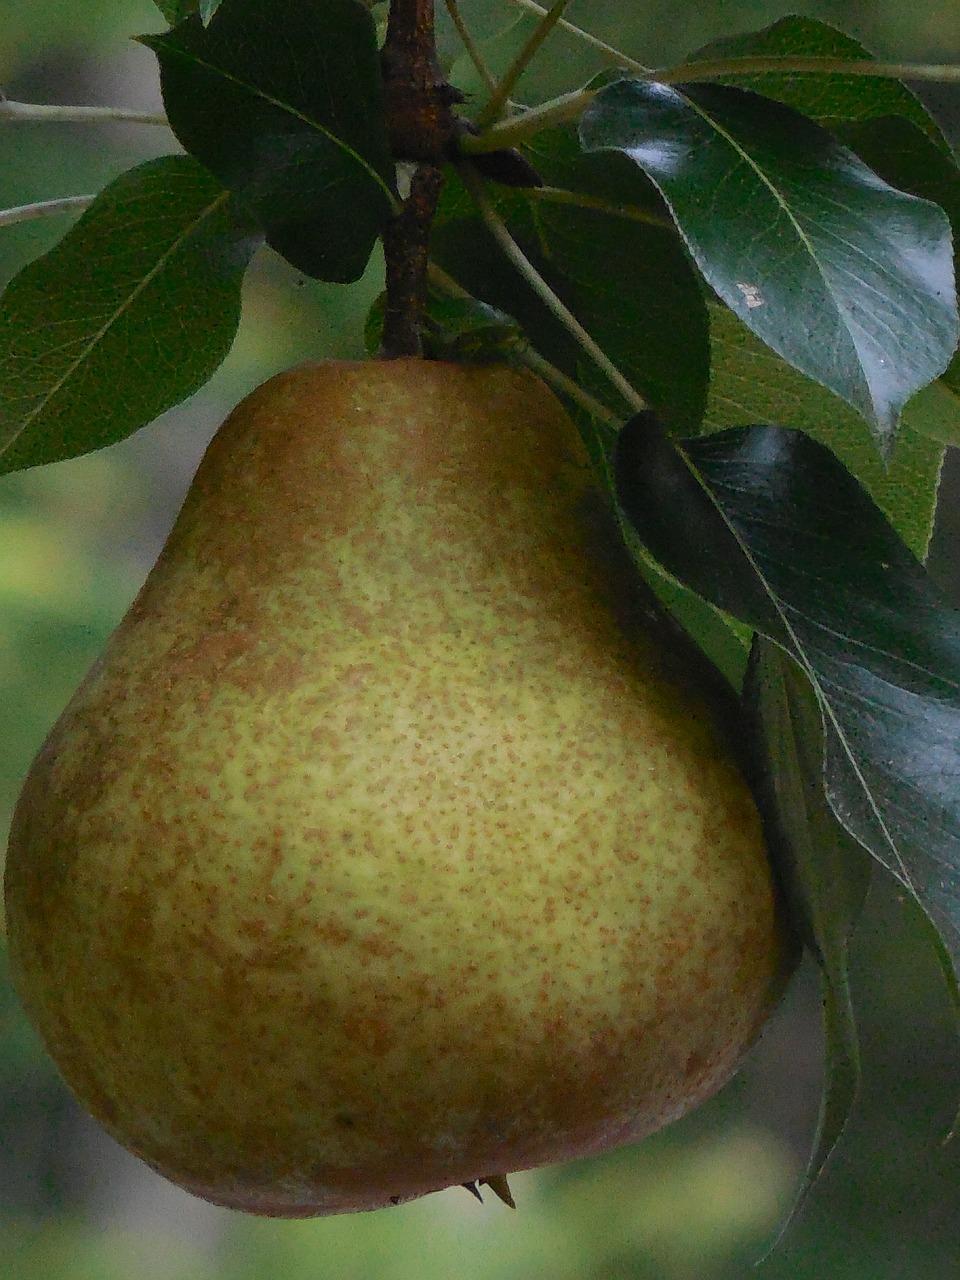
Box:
690;15;949;150
430;173;582;383
153;0;194;22
617;522;753;690
614;414;960;989
527;132;709;432
152;0;258;20
838;114;960;256
903;380;960;448
746;640;870;1233
0;155;260;473
706;303;945;561
439;134;710;430
580;79;958;451
838;116;960;426
141;0;395;283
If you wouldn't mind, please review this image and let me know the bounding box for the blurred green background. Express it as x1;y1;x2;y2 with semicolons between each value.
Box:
2;2;960;1277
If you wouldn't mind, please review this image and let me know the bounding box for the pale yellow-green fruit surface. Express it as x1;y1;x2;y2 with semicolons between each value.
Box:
5;359;788;1217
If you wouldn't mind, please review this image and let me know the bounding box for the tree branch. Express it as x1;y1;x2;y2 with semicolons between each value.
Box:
381;0;461;163
380;165;446;357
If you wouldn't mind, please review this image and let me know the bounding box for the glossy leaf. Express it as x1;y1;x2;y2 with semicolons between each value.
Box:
142;0;395;283
746;640;870;1229
706;304;945;561
528;132;710;432
0;155;260;473
690;15;949;150
705;113;960;551
580;78;958;451
614;414;960;985
840;115;960;404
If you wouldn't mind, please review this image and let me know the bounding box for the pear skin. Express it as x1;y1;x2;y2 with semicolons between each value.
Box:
4;359;789;1216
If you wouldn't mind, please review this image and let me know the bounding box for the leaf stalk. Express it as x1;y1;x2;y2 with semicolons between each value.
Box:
0;99;168;126
478;0;574;127
457;163;646;413
0;195;95;228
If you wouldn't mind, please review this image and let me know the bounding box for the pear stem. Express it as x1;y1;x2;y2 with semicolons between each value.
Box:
379;0;461;355
380;164;446;358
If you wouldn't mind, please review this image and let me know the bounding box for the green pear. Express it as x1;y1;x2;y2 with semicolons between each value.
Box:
4;359;790;1216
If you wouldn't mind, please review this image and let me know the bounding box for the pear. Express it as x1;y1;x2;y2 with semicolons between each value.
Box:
4;359;790;1216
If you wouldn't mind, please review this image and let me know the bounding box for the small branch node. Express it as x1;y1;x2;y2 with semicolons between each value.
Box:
382;0;462;163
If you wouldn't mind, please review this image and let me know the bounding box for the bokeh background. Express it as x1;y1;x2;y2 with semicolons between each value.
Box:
2;2;960;1277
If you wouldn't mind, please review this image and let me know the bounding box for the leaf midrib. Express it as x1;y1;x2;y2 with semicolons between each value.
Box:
149;39;398;208
0;187;231;462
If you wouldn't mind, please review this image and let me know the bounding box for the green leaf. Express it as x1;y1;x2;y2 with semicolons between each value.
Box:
619;525;753;690
153;0;221;23
838;114;960;253
901;379;960;448
706;304;944;561
141;0;395;283
580;79;958;452
0;155;260;474
839;115;960;363
448;15;539;104
431;175;582;382
746;640;870;1236
614;415;960;1002
805;114;960;460
153;0;193;21
690;15;950;150
945;354;960;398
526;130;710;432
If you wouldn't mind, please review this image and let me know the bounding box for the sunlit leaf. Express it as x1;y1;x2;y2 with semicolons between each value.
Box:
0;156;260;473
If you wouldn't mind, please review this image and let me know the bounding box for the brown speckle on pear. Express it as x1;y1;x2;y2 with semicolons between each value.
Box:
4;360;790;1216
